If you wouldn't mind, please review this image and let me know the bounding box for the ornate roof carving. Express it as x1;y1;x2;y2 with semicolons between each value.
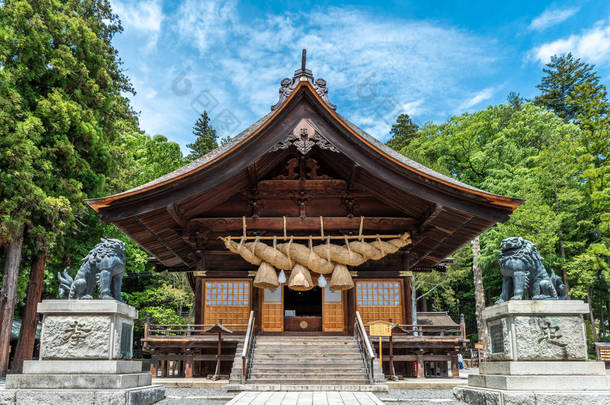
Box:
268;118;339;155
271;50;336;111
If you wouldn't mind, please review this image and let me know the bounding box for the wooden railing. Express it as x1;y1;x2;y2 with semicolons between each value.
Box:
145;323;247;337
391;324;465;339
355;311;375;384
241;311;256;383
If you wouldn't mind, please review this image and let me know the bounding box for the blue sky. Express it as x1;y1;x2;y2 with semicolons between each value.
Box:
110;0;610;150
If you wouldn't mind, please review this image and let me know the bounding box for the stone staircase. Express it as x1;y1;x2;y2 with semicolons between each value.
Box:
228;335;387;391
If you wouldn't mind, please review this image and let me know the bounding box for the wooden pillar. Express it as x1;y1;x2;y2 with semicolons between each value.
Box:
185;355;193;378
451;351;459;378
11;249;47;373
150;359;158;377
194;278;204;325
416;351;425;378
0;224;25;377
347;287;356;335
403;276;411;325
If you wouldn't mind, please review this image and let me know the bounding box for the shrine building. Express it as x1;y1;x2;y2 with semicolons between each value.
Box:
87;52;522;384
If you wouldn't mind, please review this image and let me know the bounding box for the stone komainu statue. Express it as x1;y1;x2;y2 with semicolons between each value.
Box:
497;237;568;303
58;238;126;300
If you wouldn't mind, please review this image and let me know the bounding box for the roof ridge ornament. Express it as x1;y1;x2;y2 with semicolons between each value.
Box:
268;118;339;155
271;49;337;111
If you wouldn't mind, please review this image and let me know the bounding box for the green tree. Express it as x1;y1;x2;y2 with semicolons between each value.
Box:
394;102;590;341
386;113;419;151
0;0;139;374
535;53;607;122
566;82;610;339
187;111;218;160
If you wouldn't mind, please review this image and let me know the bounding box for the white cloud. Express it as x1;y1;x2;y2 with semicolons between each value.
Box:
123;4;499;144
529;6;580;31
112;0;163;51
401;100;424;117
531;20;610;64
175;0;237;54
458;87;495;111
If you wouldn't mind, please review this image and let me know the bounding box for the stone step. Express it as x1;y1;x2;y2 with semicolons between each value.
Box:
247;378;371;385
250;372;367;379
226;384;388;392
251;364;365;371
255;344;359;348
254;352;362;362
254;349;359;354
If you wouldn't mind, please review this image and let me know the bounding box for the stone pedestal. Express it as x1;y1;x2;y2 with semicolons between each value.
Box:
454;300;610;405
2;300;164;405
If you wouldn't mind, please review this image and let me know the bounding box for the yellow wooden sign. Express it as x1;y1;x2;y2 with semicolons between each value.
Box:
369;320;393;337
474;343;483;349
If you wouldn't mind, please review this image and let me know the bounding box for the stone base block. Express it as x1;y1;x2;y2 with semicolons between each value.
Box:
5;372;152;389
23;360;142;374
480;360;606;376
454;386;610;405
484;300;589;361
468;374;610;391
0;385;164;405
37;300;137;360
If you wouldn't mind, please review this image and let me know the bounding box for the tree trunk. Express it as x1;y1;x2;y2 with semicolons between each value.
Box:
471;237;488;354
0;224;25;377
558;233;570;295
11;249;47;374
588;289;598;342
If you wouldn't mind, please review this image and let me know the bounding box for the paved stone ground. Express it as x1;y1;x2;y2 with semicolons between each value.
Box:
157;388;459;404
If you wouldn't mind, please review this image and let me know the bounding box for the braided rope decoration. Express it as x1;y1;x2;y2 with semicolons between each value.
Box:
221;232;411;290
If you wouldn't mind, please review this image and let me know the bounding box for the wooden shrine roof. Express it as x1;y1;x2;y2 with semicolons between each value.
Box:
87;55;522;273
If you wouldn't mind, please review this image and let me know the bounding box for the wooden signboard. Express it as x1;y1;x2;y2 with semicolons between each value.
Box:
369;320;394;372
369;320;393;336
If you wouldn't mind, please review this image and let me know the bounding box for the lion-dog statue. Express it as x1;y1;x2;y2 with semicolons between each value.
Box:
58;238;126;300
497;237;568;303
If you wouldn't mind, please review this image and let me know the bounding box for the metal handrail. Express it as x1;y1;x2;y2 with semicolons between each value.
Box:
355;311;375;384
241;311;256;383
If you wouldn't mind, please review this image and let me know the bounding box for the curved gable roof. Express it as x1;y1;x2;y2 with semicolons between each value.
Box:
88;80;522;214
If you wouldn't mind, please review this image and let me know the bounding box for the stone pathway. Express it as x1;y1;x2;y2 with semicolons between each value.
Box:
226;391;384;405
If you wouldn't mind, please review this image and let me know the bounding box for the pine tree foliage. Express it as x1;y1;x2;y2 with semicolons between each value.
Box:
187;111;218;160
535;53;608;122
386;113;419;151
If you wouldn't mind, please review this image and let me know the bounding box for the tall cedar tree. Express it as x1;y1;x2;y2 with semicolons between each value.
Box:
0;0;138;375
187;111;218;160
534;53;608;122
386;113;419;151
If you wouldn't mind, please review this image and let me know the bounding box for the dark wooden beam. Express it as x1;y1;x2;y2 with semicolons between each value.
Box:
166;203;186;228
188;216;416;233
418;204;443;231
135;216;192;267
409;216;474;268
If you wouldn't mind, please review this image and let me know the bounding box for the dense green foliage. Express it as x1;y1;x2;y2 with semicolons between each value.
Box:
535;53;607;122
0;1;193;350
388;55;610;342
186;111;218;161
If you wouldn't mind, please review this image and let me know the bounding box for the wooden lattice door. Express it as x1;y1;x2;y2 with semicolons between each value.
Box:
261;286;283;332
322;286;345;332
355;280;404;326
203;279;251;330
